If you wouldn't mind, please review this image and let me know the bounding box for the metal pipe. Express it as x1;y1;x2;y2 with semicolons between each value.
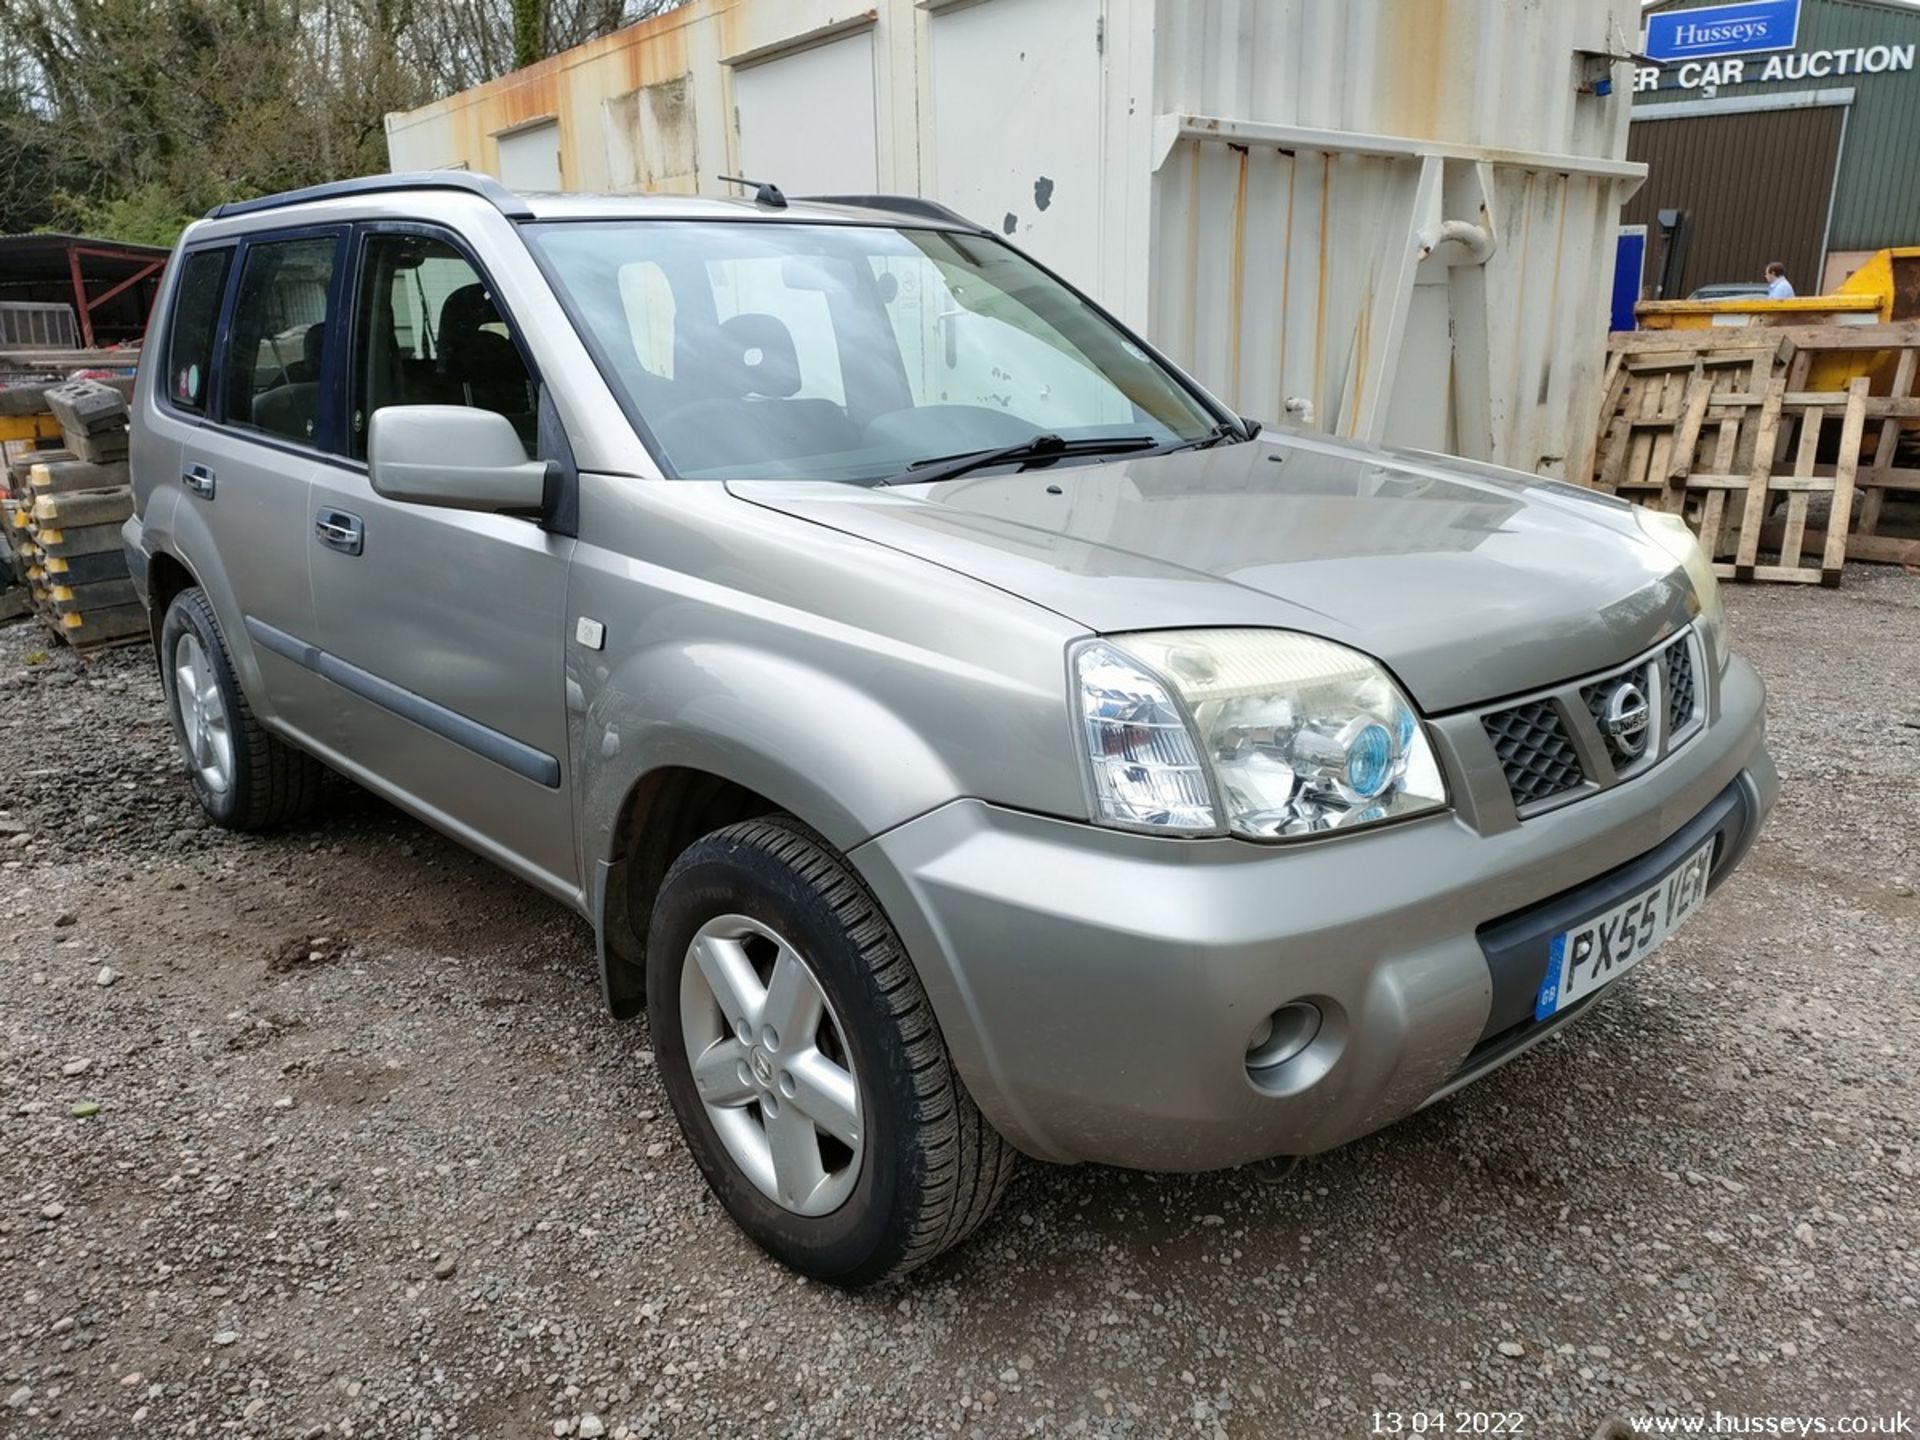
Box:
1420;219;1499;264
66;243;93;350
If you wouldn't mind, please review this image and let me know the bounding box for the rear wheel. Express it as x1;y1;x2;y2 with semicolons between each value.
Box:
648;816;1015;1285
160;588;320;830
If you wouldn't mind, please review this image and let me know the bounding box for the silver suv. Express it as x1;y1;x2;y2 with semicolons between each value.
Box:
126;174;1777;1285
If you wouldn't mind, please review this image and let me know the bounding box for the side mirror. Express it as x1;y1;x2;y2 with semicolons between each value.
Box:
368;406;547;515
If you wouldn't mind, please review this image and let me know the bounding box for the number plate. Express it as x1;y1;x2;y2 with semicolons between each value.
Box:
1534;839;1716;1019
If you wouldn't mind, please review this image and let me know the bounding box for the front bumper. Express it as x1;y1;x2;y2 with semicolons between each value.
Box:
851;654;1777;1171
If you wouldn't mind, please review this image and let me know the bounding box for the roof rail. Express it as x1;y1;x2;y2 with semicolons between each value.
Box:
206;172;534;222
800;194;982;229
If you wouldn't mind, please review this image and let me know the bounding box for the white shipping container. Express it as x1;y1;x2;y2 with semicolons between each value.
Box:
386;0;1647;478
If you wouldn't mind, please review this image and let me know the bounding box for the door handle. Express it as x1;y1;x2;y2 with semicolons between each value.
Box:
183;464;216;499
314;508;364;556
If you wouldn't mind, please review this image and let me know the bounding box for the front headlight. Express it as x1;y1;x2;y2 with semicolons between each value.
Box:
1074;630;1448;839
1637;507;1728;674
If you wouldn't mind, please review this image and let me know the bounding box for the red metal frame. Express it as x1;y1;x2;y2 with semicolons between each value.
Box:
64;241;165;348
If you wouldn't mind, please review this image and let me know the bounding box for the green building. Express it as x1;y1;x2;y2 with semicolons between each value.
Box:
1627;0;1920;297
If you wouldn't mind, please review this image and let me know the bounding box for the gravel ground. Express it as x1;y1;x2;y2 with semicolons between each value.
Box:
1;572;1916;1440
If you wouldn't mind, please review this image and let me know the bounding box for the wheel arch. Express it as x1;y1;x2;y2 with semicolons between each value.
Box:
580;644;970;1018
594;763;786;1018
146;548;200;652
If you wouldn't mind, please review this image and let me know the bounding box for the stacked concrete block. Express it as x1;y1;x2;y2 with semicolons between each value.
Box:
0;385;142;651
44;379;132;464
27;481;142;649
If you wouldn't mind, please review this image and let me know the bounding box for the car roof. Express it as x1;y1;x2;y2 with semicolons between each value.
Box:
524;191;973;227
198;171;979;234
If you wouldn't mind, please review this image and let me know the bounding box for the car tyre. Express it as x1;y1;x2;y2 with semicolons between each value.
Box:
648;815;1015;1286
160;588;321;830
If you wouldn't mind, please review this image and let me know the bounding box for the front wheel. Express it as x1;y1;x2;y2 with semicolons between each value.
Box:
647;817;1015;1285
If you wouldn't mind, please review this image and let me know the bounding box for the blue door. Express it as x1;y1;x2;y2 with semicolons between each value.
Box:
1613;227;1648;332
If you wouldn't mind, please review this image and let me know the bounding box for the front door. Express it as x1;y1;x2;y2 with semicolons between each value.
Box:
306;227;577;897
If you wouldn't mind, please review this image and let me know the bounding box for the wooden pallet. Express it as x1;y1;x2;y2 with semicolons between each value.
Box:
1593;339;1784;539
1785;326;1920;566
1857;344;1920;552
1589;324;1920;580
1728;378;1870;585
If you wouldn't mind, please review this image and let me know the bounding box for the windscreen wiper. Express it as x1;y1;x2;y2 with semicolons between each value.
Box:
875;432;1158;488
1146;420;1248;456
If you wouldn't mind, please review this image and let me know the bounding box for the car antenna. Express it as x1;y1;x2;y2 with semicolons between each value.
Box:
718;174;788;209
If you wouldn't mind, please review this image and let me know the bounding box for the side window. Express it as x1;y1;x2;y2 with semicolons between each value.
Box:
221;235;338;444
350;233;538;459
164;248;231;414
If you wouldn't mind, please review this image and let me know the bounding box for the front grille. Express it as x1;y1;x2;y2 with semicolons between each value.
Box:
1580;660;1656;771
1475;630;1705;819
1482;700;1585;806
1664;640;1697;732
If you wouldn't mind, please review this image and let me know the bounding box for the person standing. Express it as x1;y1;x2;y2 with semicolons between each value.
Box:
1765;262;1796;299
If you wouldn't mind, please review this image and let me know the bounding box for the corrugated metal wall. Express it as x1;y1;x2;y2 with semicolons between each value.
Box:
1152;0;1631;156
390;0;1644;478
1623;104;1846;294
1150;142;1628;472
1639;0;1920;250
1148;0;1639;474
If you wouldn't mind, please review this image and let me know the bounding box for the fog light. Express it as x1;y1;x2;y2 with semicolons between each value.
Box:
1246;1002;1322;1071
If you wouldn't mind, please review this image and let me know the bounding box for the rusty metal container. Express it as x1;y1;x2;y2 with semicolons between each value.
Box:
387;0;1647;479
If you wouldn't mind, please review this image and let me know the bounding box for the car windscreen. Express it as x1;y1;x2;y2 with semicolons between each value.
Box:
525;220;1222;482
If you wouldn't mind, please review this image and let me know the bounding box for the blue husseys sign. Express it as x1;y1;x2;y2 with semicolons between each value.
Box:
1645;0;1802;63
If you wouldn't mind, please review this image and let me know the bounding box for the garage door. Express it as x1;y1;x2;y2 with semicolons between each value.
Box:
927;0;1103;278
496;121;562;191
732;31;879;195
1624;103;1845;300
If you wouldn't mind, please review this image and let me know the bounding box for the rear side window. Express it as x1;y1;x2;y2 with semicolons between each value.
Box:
164;249;231;414
221;235;339;444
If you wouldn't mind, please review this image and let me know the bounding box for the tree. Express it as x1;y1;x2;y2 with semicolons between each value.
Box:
513;0;543;69
0;0;691;245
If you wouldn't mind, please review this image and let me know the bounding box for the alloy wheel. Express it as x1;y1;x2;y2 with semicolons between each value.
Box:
173;632;234;796
679;914;864;1216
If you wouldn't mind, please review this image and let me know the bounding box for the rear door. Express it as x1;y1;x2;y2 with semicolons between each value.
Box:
305;224;577;895
176;227;347;742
